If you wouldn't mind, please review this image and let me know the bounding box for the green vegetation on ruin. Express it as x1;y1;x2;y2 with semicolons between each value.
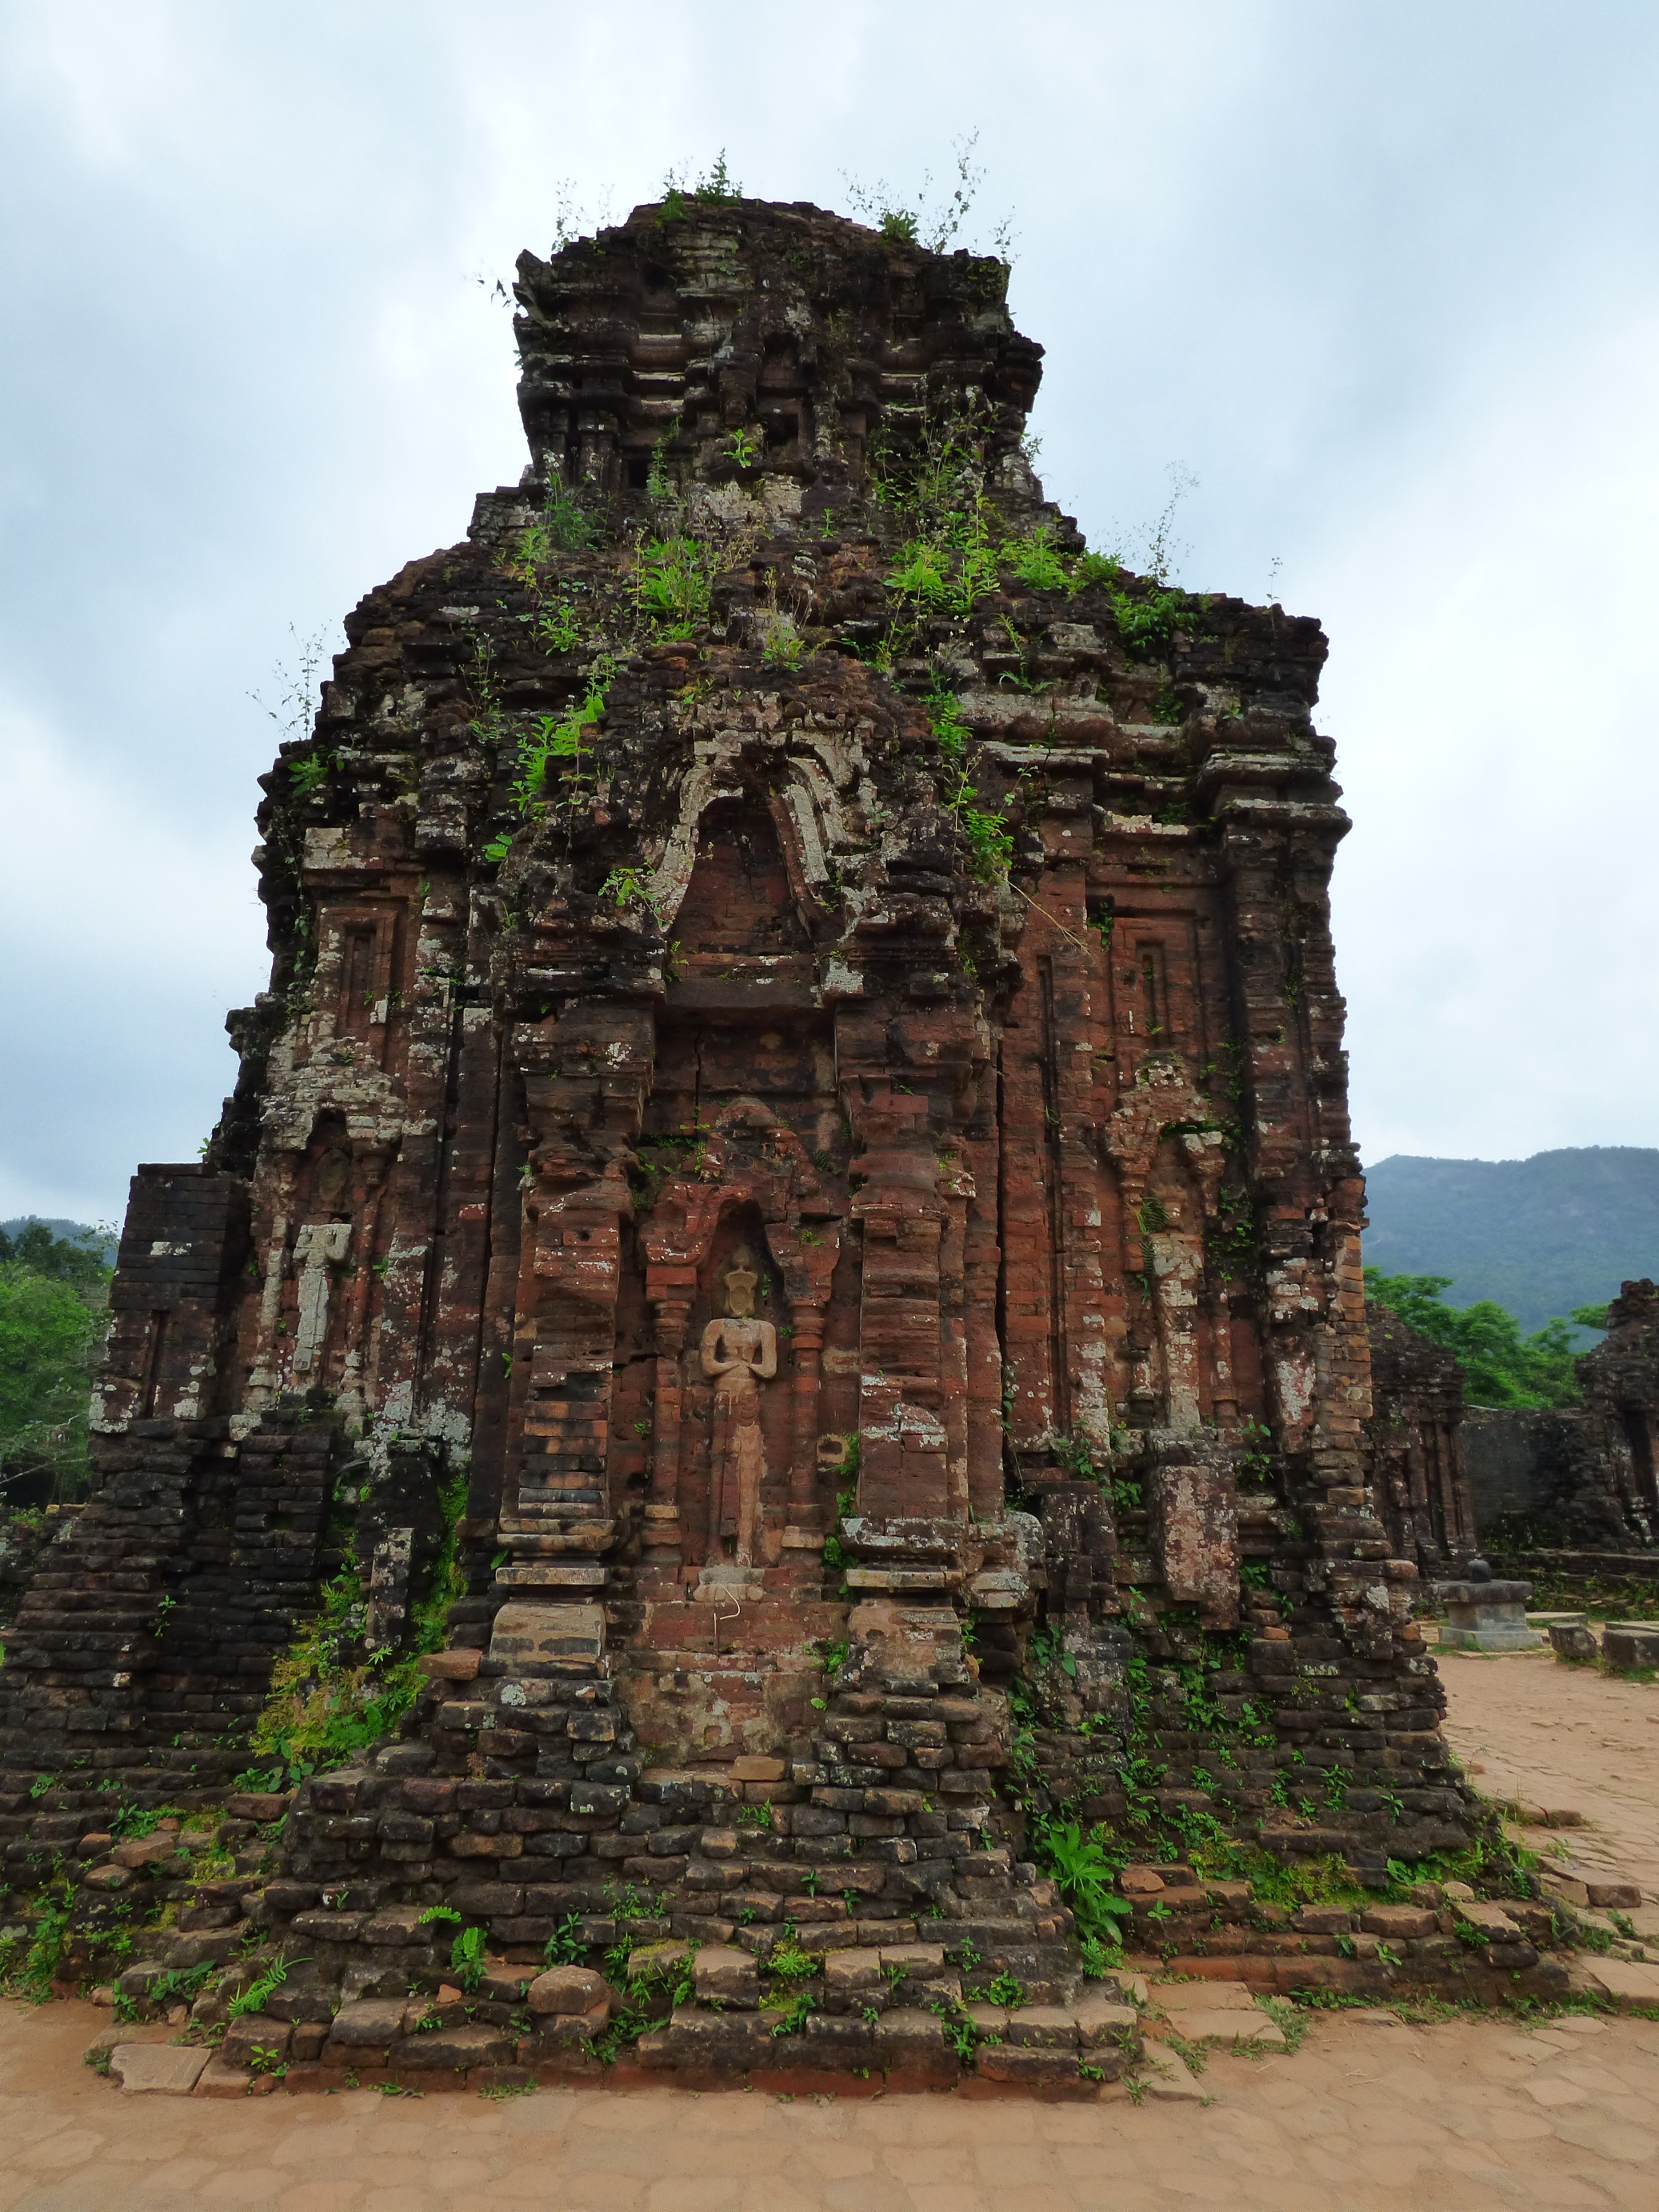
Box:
238;1468;468;1793
1364;1267;1609;1409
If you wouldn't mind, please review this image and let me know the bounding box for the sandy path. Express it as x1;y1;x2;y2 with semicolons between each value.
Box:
1439;1646;1659;1911
3;1995;1658;2212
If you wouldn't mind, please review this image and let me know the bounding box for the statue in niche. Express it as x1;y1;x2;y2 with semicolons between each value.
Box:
312;1147;352;1215
701;1248;778;1565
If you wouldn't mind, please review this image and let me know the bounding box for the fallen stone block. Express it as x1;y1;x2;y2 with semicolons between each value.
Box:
625;1941;691;1984
224;1793;291;1823
694;1944;758;2008
873;2007;951;2074
399;2022;517;2070
84;2022;170;2063
194;2055;257;2098
1165;2010;1285;2046
1004;2005;1078;2049
109;2044;211;2095
1449;1901;1521;1939
219;2015;291;2070
1152;1979;1259;2012
1571;1958;1659;2007
1585;1878;1644;1910
163;1926;250;1970
827;1946;889;1999
1541;1870;1591;1909
1602;1624;1659;1673
323;1998;405;2054
1359;1906;1438;1941
527;1963;611;2015
1145;2054;1205;2100
802;2014;874;2065
1073;2001;1139;2050
110;1835;182;1873
976;2042;1079;2084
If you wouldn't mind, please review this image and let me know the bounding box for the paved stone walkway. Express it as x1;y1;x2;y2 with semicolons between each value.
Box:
2;1654;1655;2210
4;1994;1658;2210
1441;1645;1659;1934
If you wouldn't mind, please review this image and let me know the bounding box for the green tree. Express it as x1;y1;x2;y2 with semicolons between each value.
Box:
0;1225;112;1499
0;1221;110;1298
1363;1268;1583;1409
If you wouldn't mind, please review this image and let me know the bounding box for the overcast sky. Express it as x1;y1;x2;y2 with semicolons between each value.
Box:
2;0;1657;1230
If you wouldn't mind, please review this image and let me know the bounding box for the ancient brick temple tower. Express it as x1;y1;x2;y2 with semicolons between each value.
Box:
4;201;1493;2058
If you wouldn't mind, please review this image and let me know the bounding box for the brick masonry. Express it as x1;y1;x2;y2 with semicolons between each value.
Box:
1365;1310;1475;1571
1470;1281;1659;1554
0;196;1585;2079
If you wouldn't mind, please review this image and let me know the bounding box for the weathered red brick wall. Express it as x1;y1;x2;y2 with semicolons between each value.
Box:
1365;1310;1474;1569
2;198;1469;1938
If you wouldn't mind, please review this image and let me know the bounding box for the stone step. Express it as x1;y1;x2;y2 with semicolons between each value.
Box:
494;1563;609;1591
501;1525;616;1557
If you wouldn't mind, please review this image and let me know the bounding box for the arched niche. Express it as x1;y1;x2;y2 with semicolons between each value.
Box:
1102;1063;1229;1434
663;797;817;1017
638;1099;845;1561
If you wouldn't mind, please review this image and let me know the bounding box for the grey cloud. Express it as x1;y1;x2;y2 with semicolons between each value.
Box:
2;0;1656;1217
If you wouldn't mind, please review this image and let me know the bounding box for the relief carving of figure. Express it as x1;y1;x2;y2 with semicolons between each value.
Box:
701;1248;778;1565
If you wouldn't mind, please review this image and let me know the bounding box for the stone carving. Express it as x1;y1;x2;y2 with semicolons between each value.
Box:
700;1248;778;1566
290;1220;350;1378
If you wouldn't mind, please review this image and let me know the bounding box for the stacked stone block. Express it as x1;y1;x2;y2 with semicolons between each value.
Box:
224;1595;1109;2082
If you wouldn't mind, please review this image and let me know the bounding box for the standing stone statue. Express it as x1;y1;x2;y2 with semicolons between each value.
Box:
701;1249;777;1566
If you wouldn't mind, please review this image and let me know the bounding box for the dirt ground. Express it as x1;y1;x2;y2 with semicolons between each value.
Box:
0;1650;1652;2212
5;1994;1658;2212
1440;1642;1659;1927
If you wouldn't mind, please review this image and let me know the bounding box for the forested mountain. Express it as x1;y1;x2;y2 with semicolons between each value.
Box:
1363;1147;1659;1333
0;1218;118;1264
